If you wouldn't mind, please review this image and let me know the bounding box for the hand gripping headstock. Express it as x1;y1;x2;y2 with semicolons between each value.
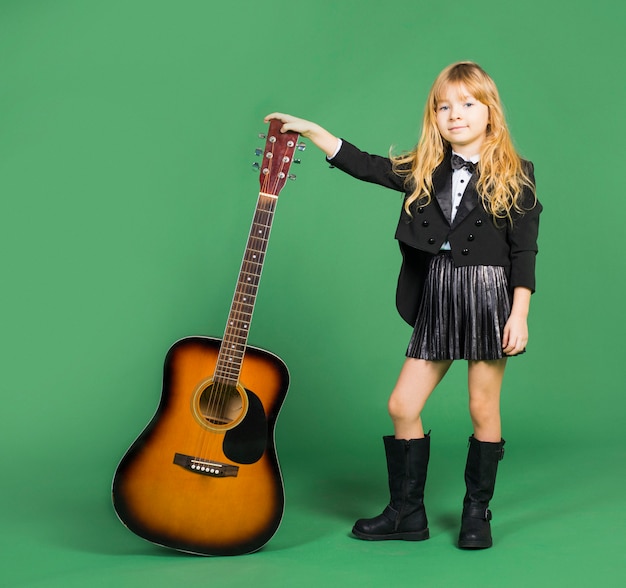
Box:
255;119;304;196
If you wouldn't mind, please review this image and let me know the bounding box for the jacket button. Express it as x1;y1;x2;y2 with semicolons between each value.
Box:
417;207;425;214
475;219;483;226
467;234;475;241
428;237;436;245
462;248;469;255
422;220;430;227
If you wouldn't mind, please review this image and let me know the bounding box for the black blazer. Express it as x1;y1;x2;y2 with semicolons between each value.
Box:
330;140;542;326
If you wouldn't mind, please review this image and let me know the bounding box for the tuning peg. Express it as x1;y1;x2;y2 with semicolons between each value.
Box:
252;162;260;171
258;133;266;139
293;158;302;164
287;174;297;180
296;142;306;151
254;148;263;157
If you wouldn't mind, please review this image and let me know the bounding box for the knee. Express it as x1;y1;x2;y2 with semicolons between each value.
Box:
468;395;487;418
468;396;499;427
469;395;489;418
388;391;414;422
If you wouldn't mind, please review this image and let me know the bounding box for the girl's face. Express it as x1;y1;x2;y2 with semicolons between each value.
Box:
435;83;490;157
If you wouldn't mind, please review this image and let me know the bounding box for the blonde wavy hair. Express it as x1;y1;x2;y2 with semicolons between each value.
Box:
393;62;536;221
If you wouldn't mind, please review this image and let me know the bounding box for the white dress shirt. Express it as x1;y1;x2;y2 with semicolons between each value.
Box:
440;151;479;250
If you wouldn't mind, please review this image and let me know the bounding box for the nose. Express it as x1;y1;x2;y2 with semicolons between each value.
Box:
449;105;462;119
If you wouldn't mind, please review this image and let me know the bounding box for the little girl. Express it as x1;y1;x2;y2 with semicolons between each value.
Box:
266;61;541;549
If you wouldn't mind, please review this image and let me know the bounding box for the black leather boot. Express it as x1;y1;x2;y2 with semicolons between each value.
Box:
352;435;430;541
458;435;505;549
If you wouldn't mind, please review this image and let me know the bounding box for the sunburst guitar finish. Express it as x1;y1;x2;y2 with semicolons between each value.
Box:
112;120;302;556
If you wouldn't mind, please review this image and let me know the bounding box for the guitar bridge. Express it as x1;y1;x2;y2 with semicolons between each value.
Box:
173;453;239;478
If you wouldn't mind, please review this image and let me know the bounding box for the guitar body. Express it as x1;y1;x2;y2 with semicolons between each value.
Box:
112;336;289;556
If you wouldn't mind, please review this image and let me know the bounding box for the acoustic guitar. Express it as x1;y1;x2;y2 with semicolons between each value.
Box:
112;119;301;556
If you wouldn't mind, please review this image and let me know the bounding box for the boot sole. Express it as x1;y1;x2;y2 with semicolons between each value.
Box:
458;539;492;549
352;527;430;542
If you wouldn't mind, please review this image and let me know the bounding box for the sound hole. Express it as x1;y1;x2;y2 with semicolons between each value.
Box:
198;382;245;427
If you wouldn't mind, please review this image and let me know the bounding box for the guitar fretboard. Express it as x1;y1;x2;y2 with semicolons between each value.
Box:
214;193;277;384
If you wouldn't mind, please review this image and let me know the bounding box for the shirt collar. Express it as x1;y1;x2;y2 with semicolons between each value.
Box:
452;150;480;164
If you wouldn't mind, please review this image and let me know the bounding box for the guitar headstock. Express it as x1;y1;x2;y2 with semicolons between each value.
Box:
256;119;302;196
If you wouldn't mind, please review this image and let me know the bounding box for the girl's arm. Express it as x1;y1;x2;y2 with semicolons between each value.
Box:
502;286;531;355
265;112;406;193
264;112;339;157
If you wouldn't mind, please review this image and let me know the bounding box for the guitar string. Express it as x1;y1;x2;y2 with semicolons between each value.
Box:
213;141;284;457
212;142;278;433
211;200;270;435
199;131;289;466
201;151;276;461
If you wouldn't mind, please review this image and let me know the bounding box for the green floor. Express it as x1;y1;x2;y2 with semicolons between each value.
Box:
4;436;624;587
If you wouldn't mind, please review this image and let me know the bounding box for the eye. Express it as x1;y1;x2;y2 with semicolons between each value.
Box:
438;105;449;111
464;102;474;108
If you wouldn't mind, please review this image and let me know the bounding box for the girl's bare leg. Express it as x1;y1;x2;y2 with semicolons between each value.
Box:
388;358;453;439
467;358;507;442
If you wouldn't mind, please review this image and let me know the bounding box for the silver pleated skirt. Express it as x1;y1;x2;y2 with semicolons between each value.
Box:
406;251;511;361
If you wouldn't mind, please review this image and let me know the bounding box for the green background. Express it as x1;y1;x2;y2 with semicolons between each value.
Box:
2;0;624;586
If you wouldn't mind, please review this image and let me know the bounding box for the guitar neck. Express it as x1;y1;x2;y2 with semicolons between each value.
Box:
213;192;278;384
213;120;300;386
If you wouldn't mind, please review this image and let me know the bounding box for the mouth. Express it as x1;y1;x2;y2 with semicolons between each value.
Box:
449;126;467;132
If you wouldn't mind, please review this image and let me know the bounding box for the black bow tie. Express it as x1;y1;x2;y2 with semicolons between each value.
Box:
451;154;476;173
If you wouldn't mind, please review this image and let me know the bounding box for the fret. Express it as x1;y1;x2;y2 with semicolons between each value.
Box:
235;285;259;293
223;338;244;348
224;319;252;329
225;320;253;329
246;244;268;256
215;361;241;371
242;252;264;262
216;357;244;368
221;352;245;363
238;272;261;283
233;291;257;301
220;347;245;356
232;294;255;303
238;267;262;276
236;275;261;285
224;329;250;338
233;284;257;294
251;219;272;228
230;295;255;304
224;327;251;335
239;263;263;272
247;238;269;246
229;296;254;304
215;362;243;373
245;245;268;254
213;372;240;384
215;365;243;378
242;259;264;268
221;341;245;350
228;306;253;313
224;330;248;343
224;327;250;336
227;309;253;318
249;233;269;241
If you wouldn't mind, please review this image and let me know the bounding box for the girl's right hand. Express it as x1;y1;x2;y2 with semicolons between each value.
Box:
264;112;316;135
264;112;340;157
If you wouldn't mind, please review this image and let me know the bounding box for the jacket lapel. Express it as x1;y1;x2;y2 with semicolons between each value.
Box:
432;156;453;225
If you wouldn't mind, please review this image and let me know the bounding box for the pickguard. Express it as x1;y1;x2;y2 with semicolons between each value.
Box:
223;389;267;464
